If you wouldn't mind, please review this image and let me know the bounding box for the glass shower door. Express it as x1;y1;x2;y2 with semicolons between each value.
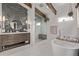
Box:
35;14;47;43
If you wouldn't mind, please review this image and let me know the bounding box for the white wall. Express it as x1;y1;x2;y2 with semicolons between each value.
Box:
58;19;77;37
56;4;78;38
47;13;58;40
58;6;77;38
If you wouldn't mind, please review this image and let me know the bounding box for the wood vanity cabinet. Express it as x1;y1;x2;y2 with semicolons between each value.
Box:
0;33;30;46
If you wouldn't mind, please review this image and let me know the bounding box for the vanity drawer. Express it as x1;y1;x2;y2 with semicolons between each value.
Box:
2;41;15;46
14;33;30;43
2;35;14;42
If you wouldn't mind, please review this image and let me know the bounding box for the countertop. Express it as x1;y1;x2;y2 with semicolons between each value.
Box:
0;32;30;35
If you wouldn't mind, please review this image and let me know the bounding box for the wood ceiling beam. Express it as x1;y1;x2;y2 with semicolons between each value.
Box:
46;3;57;15
35;8;46;18
35;8;49;21
24;3;32;8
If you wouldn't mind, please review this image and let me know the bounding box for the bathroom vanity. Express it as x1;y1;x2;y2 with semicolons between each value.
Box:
0;32;30;51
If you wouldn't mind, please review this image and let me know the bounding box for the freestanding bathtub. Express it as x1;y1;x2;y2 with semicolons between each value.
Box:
52;39;79;56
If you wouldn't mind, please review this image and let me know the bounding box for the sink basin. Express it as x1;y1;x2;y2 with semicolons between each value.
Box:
52;39;79;56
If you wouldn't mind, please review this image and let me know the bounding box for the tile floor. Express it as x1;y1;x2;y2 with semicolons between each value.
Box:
0;40;53;56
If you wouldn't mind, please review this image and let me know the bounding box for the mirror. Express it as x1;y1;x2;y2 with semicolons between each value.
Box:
2;3;28;33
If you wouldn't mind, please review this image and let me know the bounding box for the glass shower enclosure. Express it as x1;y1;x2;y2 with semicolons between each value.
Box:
35;14;47;43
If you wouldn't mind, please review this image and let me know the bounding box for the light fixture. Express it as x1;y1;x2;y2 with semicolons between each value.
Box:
68;4;73;17
36;22;41;26
26;20;28;23
58;17;73;22
3;16;5;21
